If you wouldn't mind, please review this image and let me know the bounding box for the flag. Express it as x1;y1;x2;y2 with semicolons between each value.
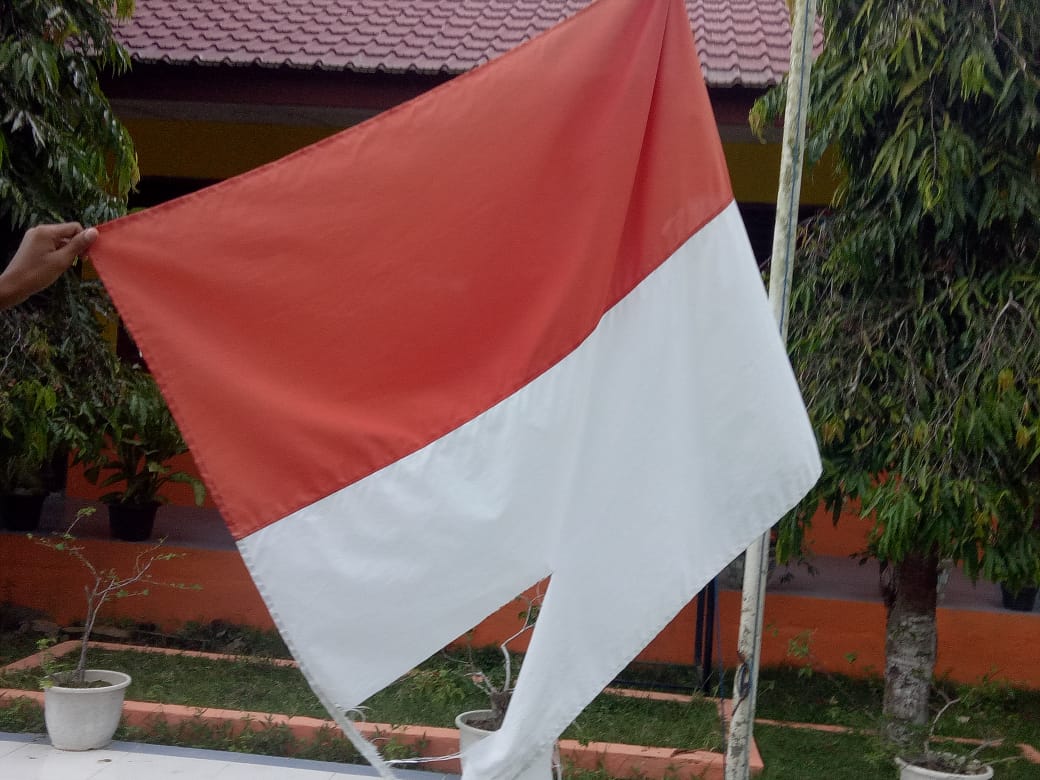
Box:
90;1;821;778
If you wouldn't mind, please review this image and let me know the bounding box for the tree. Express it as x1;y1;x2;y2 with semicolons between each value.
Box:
1;0;137;235
753;0;1040;736
1;0;138;482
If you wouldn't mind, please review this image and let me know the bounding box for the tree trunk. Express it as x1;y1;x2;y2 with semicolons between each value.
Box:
882;552;939;739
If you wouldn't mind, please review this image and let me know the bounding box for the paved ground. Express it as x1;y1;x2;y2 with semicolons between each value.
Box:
0;732;446;780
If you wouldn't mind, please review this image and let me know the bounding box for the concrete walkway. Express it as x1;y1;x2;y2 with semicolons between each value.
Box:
0;732;446;780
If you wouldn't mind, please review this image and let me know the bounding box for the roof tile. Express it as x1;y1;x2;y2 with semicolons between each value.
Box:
114;0;818;87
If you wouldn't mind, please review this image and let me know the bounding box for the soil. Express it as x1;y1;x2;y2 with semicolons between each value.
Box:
50;678;112;689
902;755;988;775
463;712;504;731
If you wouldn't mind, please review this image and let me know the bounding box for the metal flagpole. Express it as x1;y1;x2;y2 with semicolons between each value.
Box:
724;0;818;777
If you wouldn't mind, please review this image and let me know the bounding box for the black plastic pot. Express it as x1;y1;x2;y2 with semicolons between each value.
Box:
107;502;160;542
1000;584;1038;612
1;493;47;531
44;449;70;493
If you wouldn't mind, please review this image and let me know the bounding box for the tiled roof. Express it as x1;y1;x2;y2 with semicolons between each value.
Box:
115;0;816;88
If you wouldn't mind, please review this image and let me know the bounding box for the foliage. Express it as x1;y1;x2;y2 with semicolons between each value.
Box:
28;507;199;686
0;0;137;489
119;713;365;763
783;232;1040;591
0;271;122;483
0;697;46;734
756;2;1040;589
0;379;56;492
79;367;205;507
0;0;137;233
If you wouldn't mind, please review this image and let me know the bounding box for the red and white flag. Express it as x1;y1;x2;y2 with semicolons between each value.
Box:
91;1;820;778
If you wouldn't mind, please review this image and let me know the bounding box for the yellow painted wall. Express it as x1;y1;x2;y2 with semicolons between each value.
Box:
125;118;339;181
124;117;839;207
722;141;837;206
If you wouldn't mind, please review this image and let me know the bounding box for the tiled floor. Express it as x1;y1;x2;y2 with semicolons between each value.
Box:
0;733;446;780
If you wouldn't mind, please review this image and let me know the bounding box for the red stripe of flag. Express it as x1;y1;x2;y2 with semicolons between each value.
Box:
90;0;729;539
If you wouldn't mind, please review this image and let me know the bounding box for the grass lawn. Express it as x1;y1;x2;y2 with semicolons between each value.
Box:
0;632;41;668
1;635;1037;778
0;647;724;752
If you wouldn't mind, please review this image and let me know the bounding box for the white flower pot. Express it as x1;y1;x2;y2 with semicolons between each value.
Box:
44;670;131;750
456;709;555;780
896;755;994;780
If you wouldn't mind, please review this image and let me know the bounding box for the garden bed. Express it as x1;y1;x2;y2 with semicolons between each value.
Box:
2;630;1039;779
0;640;740;779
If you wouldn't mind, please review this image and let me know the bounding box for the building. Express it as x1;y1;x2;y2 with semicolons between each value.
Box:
101;0;835;262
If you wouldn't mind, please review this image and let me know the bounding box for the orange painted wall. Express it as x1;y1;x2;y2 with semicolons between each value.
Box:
3;533;1037;689
1;534;273;631
799;502;873;557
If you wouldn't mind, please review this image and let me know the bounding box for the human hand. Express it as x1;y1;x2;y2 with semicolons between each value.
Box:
0;223;99;309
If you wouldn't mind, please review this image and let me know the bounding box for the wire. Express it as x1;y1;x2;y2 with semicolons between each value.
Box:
386;752;464;766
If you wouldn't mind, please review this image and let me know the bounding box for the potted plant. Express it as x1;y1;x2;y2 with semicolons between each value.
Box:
896;753;994;780
454;595;556;780
0;379;57;531
999;581;1038;612
894;697;996;779
995;509;1040;612
29;507;197;750
81;367;205;541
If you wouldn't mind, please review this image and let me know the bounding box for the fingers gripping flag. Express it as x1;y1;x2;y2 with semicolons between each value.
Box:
90;1;821;778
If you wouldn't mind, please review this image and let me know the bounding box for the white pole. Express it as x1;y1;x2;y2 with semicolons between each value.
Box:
724;0;818;777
